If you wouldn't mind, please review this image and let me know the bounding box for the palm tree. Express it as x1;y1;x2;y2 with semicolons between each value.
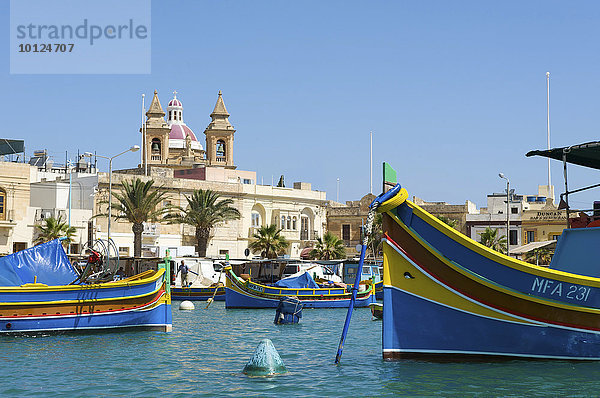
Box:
109;178;169;257
367;213;383;260
165;189;241;257
437;215;458;229
248;224;289;259
478;227;507;254
34;215;76;246
310;231;346;260
524;247;553;266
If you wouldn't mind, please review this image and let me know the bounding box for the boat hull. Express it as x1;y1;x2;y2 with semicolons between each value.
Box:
384;282;600;360
224;268;374;309
171;286;225;301
381;190;600;360
0;270;172;334
375;280;383;300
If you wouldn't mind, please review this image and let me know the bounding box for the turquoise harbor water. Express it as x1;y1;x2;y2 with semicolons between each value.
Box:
1;302;599;397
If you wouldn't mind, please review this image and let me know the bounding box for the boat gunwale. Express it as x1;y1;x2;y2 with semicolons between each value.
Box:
225;267;373;300
394;199;600;287
0;268;165;293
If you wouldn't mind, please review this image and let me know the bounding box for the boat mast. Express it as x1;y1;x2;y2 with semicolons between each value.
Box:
547;72;551;190
370;131;373;194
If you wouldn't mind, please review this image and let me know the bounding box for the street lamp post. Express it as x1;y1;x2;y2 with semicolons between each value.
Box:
499;173;510;256
95;145;140;266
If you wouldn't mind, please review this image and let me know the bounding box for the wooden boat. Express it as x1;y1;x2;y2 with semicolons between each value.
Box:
374;280;383;300
368;302;383;319
224;266;374;308
0;239;171;334
171;285;225;301
378;149;600;360
171;258;226;301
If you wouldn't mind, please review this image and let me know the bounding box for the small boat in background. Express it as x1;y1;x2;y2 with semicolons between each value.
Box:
224;266;374;308
368;302;383;319
0;239;171;334
171;258;226;301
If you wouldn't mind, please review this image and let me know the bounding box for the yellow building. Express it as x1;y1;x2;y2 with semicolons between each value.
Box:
0;161;34;254
521;209;568;244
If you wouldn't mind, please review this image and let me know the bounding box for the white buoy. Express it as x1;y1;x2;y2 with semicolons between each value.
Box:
179;300;195;310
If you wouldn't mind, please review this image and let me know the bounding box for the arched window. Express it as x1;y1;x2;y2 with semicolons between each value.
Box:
300;215;309;240
292;216;297;230
169;111;173;121
251;211;260;227
281;215;286;229
286;216;291;230
216;139;226;158
178;111;182;120
0;188;6;221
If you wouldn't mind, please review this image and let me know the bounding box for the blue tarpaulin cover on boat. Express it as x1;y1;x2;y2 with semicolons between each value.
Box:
0;239;79;286
274;272;319;289
549;227;600;278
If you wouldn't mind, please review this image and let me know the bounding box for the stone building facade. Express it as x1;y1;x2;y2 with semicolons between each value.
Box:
521;208;568;244
326;194;376;257
141;90;235;170
93;89;327;259
0;162;33;254
412;196;478;235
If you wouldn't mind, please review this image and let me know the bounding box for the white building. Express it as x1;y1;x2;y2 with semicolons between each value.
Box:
466;185;555;254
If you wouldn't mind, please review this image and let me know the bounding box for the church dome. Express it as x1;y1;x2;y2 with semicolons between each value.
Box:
168;98;182;107
165;91;203;151
170;124;198;141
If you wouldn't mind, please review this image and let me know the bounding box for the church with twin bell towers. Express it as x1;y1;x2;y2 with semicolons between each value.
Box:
141;90;236;170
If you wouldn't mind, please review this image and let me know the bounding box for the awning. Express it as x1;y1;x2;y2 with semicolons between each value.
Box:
300;247;312;259
526;141;600;170
511;240;556;255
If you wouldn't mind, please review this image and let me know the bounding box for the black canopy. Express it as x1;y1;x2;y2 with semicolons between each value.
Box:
526;141;600;170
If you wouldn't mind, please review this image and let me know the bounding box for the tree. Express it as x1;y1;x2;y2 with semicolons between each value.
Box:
524;247;554;266
277;175;285;187
367;213;383;260
165;189;241;257
248;224;289;259
310;231;346;260
109;178;169;257
34;215;76;246
437;215;458;229
478;227;507;254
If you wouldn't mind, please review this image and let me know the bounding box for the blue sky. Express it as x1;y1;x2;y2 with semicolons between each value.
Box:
3;1;600;208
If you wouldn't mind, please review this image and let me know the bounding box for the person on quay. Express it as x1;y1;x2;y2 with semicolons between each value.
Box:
176;260;190;287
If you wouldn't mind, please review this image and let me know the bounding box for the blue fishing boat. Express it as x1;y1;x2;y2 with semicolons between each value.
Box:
0;239;171;334
224;266;374;308
378;144;600;360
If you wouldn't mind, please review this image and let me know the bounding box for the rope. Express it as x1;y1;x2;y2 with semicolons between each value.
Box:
362;202;379;246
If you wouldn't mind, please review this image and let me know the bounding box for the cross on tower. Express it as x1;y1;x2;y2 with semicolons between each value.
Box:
173;90;177;98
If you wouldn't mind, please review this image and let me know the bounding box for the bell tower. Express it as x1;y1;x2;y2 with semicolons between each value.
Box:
204;90;236;169
142;90;170;167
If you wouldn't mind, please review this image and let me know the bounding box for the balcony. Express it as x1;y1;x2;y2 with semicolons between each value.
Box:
142;222;160;236
151;155;162;162
35;209;67;223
